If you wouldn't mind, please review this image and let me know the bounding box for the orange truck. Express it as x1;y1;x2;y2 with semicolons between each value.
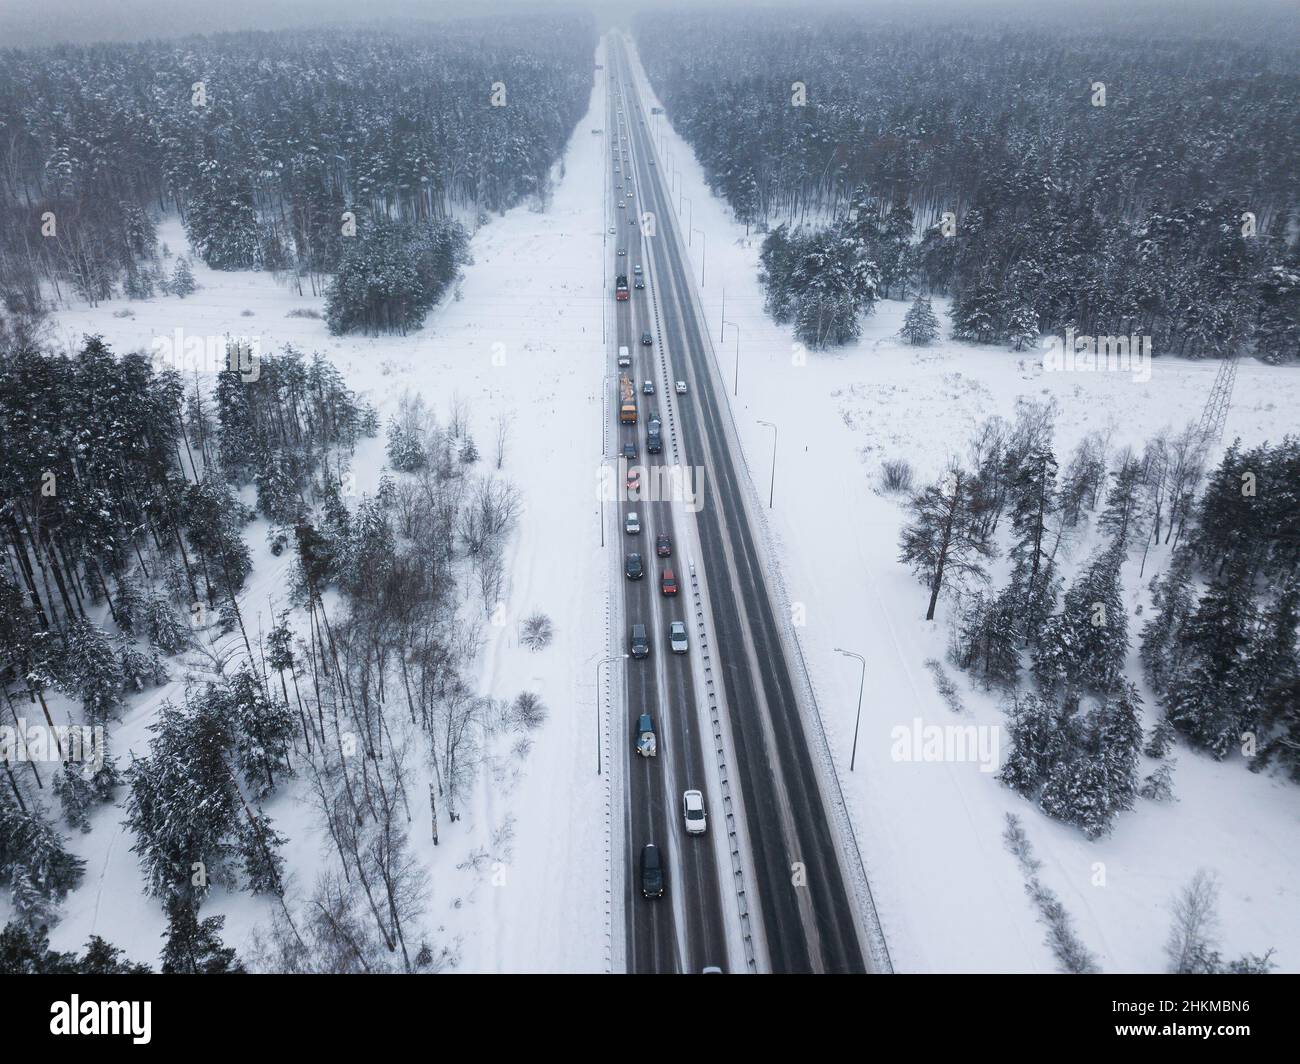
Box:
619;375;638;424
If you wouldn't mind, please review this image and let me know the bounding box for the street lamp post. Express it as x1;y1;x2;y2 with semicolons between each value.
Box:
757;419;777;508
834;648;866;772
722;319;740;396
692;229;706;287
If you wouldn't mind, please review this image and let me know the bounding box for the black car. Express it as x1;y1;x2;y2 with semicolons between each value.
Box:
625;552;644;580
622;442;637;460
634;277;645;289
640;331;653;346
640;843;665;898
630;623;649;659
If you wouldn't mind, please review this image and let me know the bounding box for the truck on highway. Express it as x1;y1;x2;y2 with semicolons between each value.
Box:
636;712;657;757
616;273;629;300
619;375;638;424
646;414;662;453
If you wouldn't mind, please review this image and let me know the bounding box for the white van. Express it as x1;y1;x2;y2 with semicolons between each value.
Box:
618;345;631;367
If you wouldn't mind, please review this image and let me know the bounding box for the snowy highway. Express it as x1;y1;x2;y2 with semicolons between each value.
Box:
608;35;872;974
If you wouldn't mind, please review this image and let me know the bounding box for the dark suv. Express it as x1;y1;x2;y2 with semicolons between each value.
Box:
640;843;665;898
625;552;644;580
630;623;649;659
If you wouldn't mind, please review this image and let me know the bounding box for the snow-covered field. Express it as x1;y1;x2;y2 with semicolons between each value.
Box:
35;50;615;973
622;37;1300;973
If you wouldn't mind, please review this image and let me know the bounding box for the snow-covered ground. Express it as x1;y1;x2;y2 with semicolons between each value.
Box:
622;35;1300;973
20;28;1298;975
37;48;614;973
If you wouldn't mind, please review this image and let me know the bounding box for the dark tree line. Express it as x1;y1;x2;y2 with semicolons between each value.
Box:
637;9;1300;359
898;404;1299;837
0;14;595;307
325;217;469;336
0;303;378;939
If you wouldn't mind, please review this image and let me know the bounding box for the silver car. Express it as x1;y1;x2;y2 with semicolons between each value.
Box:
682;790;707;835
669;620;688;654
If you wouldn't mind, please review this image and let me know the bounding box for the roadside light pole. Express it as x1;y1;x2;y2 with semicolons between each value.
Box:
757;419;777;508
722;319;740;396
692;229;706;287
834;648;866;772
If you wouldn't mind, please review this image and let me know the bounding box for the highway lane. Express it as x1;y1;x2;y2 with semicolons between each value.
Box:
608;74;730;975
611;35;870;973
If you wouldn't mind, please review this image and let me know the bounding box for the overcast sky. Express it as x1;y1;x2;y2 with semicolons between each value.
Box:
0;0;1293;49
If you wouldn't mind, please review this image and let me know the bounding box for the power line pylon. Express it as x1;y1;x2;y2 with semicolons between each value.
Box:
1193;351;1240;452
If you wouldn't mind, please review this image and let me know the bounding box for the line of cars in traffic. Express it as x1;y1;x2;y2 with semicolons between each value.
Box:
613;77;718;974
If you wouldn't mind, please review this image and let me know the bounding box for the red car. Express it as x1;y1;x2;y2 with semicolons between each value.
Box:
660;568;678;596
655;533;672;557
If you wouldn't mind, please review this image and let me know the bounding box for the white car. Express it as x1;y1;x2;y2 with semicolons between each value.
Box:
625;511;640;535
617;201;624;209
608;226;616;234
674;380;687;395
669;620;688;654
682;790;707;835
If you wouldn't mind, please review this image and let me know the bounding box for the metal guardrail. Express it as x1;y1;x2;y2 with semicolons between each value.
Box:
688;560;758;973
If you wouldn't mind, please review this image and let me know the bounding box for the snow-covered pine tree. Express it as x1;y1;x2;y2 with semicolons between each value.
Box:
52;756;121;833
898;464;994;620
964;583;1022;688
948;281;1003;344
1032;545;1127;697
1006;302;1040;351
0;922;151;973
226;669;295;799
1039;750;1118;839
58;618;124;726
1097;449;1147;553
1144;715;1176;759
899;294;940;345
1246;576;1300;777
0;793;87;927
160;894;246;974
1162;578;1256;758
1006;443;1060;638
1139;761;1176;801
1139;546;1196;691
999;692;1078;798
1090;681;1144;812
1059;432;1108;527
170;257;196;297
386;418;427;472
